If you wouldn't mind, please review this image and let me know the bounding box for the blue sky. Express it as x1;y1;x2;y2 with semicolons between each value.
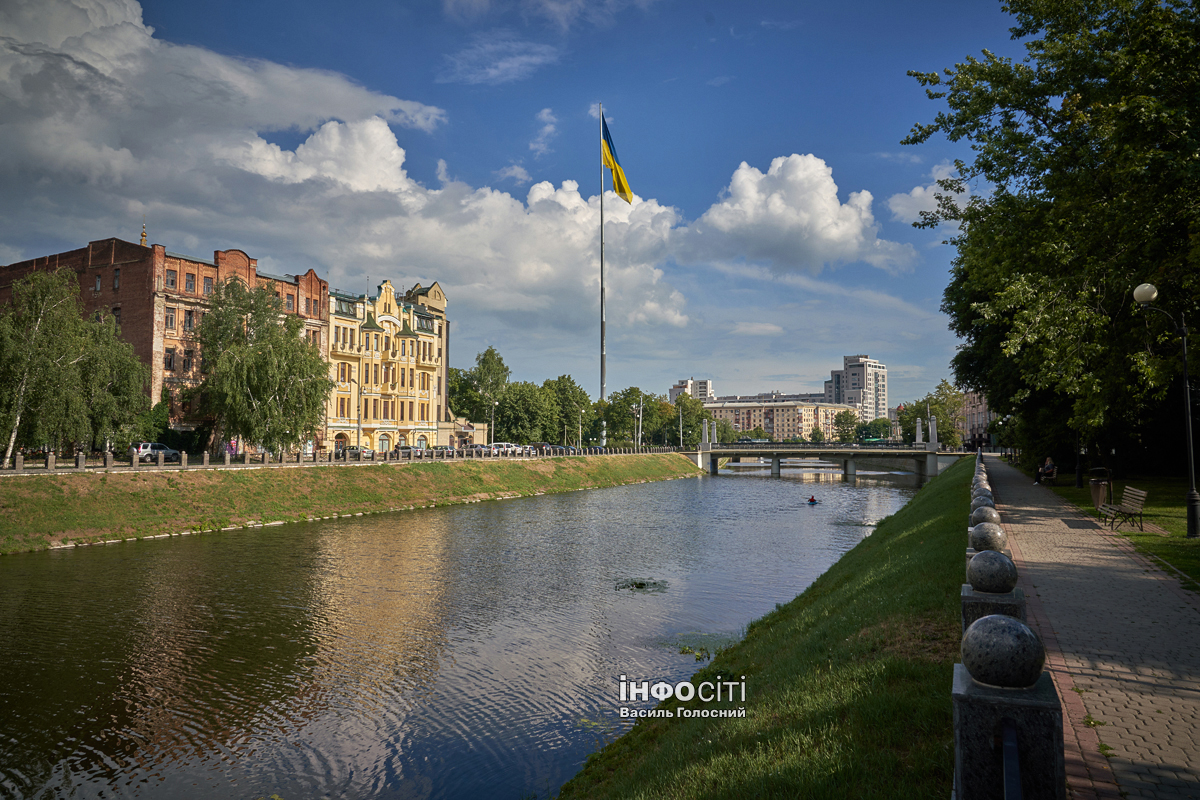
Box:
0;0;1027;403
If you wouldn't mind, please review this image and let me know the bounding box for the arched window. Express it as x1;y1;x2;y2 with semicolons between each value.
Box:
417;435;428;449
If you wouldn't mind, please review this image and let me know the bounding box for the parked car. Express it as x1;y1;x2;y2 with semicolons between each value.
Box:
128;442;181;463
343;445;375;459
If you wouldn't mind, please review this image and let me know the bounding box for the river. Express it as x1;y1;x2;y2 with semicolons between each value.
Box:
0;463;918;799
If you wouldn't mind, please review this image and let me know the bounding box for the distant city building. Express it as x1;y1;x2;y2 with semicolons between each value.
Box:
959;391;995;450
704;398;860;441
824;355;888;422
669;377;715;403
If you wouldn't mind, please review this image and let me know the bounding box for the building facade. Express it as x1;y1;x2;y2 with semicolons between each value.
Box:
0;236;328;434
959;391;995;450
824;355;888;422
704;398;861;441
669;377;715;404
324;280;450;452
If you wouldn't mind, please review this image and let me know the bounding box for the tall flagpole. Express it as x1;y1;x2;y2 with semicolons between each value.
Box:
599;102;607;405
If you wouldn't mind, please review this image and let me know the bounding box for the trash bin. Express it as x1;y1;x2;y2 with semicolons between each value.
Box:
1089;479;1109;509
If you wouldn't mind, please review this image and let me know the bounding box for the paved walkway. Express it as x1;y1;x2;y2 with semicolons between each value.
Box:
983;454;1200;800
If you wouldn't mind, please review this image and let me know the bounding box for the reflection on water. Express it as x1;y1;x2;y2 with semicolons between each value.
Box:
0;468;916;799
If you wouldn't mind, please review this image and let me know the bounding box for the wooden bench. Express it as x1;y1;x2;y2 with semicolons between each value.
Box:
1099;486;1148;531
1040;465;1059;485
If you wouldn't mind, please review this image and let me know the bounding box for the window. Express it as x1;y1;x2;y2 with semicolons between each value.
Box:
384;336;390;351
113;269;120;290
408;401;413;420
409;368;414;388
335;298;354;316
165;307;176;329
183;310;194;331
305;297;311;315
364;400;370;420
338;363;346;382
374;364;379;385
95;275;101;291
112;307;121;326
165;348;176;371
183;350;193;372
185;273;195;292
203;276;213;295
287;294;294;311
373;399;379;419
401;341;406;356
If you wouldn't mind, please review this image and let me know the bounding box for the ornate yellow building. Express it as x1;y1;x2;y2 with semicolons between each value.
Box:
325;280;449;451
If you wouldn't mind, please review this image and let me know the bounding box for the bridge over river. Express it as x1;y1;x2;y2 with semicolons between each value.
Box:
685;442;945;478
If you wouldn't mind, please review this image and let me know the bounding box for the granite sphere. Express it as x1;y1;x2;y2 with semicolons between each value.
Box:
961;615;1045;688
968;550;1019;593
971;486;994;501
970;496;996;513
970;522;1008;552
970;506;1002;527
972;478;991;490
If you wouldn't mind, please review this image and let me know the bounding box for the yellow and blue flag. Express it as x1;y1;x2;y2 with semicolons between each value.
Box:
602;116;633;204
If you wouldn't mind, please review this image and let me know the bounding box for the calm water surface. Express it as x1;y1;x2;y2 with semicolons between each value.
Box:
0;465;917;799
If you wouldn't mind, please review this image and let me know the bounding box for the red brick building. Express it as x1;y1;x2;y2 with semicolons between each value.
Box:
1;236;329;433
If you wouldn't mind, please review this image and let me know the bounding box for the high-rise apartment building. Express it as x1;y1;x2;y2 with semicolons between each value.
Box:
669;377;715;403
824;355;888;422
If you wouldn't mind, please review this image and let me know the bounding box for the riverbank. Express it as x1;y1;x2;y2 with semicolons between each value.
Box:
558;456;969;800
0;453;702;554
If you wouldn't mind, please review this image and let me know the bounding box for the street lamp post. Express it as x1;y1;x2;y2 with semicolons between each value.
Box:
490;400;498;446
1134;283;1199;538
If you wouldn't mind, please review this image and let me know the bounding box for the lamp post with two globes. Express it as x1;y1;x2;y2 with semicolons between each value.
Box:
1133;282;1199;538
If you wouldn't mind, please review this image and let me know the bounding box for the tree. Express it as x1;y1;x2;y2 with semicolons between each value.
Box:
714;418;737;443
895;380;965;448
0;269;148;460
672;393;713;447
808;425;825;443
856;417;893;442
542;375;593;446
496;381;556;444
833;410;859;443
450;347;511;425
192;278;332;454
905;0;1200;464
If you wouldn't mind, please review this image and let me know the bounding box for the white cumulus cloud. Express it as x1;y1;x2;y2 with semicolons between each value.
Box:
887;161;968;226
529;108;557;156
677;154;915;274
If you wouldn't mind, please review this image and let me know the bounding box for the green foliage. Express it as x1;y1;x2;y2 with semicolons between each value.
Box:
192;278;332;454
906;0;1200;458
672;392;712;447
856;417;893;442
449;346;511;425
496;381;557;444
895;381;965;448
542;374;594;446
808;425;825;443
714;418;737;443
833;410;859;443
0;269;148;460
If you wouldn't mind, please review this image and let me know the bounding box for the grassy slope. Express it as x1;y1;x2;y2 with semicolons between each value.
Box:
0;454;701;554
1047;475;1200;590
557;456;971;800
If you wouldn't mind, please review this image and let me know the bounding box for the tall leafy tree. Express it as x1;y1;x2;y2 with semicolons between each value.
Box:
450;346;511;425
542;374;593;445
833;410;859;443
672;393;713;447
905;0;1200;459
495;381;556;444
0;269;148;460
192;278;332;454
895;380;965;448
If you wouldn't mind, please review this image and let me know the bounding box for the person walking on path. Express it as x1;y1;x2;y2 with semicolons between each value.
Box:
983;454;1200;800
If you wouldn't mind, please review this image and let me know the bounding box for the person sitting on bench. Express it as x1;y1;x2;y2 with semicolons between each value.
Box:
1034;456;1055;485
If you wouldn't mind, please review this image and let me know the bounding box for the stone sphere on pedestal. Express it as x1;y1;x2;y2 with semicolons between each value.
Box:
971;486;994;501
970;506;1002;527
969;522;1008;552
961;615;1045;688
970;496;996;513
967;550;1018;593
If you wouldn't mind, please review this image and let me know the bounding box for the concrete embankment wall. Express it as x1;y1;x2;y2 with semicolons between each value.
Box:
0;454;703;554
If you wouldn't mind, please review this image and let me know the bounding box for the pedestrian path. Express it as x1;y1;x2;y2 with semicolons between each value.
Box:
984;454;1200;800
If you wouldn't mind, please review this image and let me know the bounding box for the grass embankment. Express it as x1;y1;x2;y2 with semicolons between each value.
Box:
558;457;973;800
1047;476;1200;591
0;454;701;554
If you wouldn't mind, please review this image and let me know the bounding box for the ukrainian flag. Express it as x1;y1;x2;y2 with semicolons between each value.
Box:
602;115;633;204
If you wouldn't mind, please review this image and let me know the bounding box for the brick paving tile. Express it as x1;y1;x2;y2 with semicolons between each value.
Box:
983;455;1200;800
